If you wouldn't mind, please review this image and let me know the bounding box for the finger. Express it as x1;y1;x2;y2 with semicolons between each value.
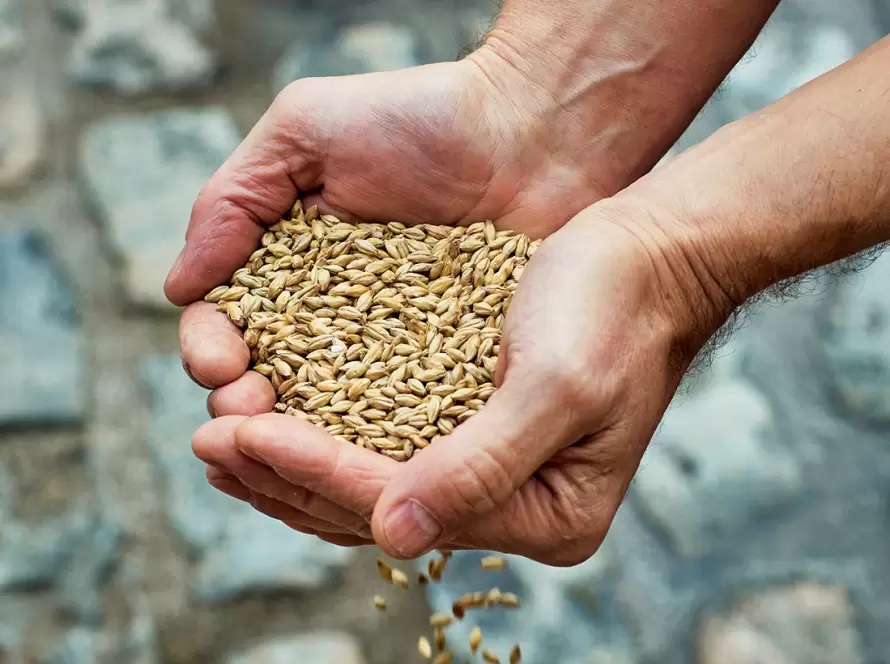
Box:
207;371;276;418
247;492;357;535
315;533;374;548
193;416;371;536
371;373;578;559
180;302;250;389
207;470;253;502
234;413;397;521
164;87;327;306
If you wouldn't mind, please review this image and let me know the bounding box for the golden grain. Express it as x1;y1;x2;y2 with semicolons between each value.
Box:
207;200;539;457
419;636;433;659
469;627;482;653
481;556;507;571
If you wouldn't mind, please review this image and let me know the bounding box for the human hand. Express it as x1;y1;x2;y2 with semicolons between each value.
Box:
191;198;734;564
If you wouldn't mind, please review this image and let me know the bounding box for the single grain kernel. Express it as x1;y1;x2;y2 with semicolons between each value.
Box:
430;613;454;628
391;568;409;589
376;559;393;583
499;593;521;609
434;626;447;652
481;555;506;570
419;636;433;659
373;595;387;611
469;627;482;653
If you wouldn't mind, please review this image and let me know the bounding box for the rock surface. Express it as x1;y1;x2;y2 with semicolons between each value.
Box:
823;253;890;424
67;0;215;95
632;341;802;558
79;108;241;309
698;583;863;664
274;21;421;92
0;0;23;59
422;548;624;664
1;2;889;664
676;0;883;151
0;229;85;426
0;0;43;188
226;632;366;664
142;355;355;603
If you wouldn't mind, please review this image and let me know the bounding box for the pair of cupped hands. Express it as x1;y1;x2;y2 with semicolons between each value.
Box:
165;54;733;566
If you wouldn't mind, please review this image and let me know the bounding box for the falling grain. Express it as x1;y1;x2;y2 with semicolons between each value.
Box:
481;556;507;571
469;627;482;653
419;636;433;659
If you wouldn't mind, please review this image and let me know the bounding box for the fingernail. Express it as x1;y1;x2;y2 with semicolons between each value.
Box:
181;353;213;390
383;500;442;558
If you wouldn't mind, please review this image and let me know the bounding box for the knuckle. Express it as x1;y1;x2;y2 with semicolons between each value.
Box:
533;508;612;567
437;447;513;522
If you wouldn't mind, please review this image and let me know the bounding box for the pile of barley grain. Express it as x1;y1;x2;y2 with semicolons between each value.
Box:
206;201;535;661
206;200;540;459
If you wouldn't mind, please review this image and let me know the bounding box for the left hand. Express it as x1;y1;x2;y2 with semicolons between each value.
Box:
192;197;734;564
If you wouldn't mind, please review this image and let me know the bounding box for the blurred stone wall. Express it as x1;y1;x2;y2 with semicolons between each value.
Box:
0;1;889;663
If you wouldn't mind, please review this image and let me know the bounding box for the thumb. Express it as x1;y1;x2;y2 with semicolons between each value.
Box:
164;83;328;306
371;369;577;559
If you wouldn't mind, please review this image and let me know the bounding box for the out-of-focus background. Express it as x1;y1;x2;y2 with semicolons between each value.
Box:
0;0;889;662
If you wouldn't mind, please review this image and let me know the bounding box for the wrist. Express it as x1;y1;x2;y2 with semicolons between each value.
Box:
569;196;741;371
466;0;779;195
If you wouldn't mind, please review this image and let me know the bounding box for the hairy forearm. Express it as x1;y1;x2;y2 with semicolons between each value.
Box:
621;35;890;322
469;0;780;190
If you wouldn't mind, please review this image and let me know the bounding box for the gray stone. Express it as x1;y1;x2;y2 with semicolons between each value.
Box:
142;355;356;603
0;0;23;60
823;252;890;424
59;517;121;624
79;108;241;309
274;22;421;92
195;513;355;604
0;508;120;606
698;583;863;664
0;0;42;188
0;229;85;426
421;548;629;664
68;0;215;95
226;632;366;664
878;2;890;34
169;0;214;33
0;520;76;590
0;71;44;187
51;0;86;31
632;341;802;558
43;629;97;664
